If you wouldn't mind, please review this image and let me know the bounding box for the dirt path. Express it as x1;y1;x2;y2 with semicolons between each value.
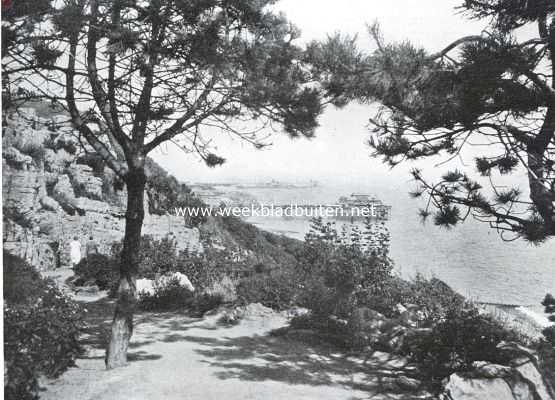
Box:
40;299;424;400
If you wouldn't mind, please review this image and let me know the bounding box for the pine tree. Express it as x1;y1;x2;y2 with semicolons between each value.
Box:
308;1;555;243
4;0;330;368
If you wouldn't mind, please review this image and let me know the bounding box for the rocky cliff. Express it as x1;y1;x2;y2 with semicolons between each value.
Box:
2;105;202;270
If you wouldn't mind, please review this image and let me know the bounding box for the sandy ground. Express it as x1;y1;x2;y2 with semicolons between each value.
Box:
39;296;424;400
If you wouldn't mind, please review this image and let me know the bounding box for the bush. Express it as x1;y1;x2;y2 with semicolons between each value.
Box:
138;277;194;311
401;306;518;389
204;275;238;303
289;312;353;348
73;253;119;290
539;294;555;388
296;218;393;319
3;251;46;304
3;252;84;400
237;269;300;311
365;275;465;321
189;292;225;315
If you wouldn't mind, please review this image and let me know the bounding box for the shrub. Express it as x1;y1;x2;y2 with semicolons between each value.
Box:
539;294;555;388
401;306;518;389
73;253;119;290
296;218;394;319
189;292;225;315
289;312;353;348
175;250;218;289
237;269;300;311
3;252;84;400
365;275;465;321
138;277;194;311
3;251;46;304
204;275;238;303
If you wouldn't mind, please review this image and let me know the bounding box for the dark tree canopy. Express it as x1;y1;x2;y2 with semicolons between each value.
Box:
309;1;555;243
3;0;324;174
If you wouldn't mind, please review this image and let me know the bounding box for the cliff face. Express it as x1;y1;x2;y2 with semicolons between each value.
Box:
2;106;202;270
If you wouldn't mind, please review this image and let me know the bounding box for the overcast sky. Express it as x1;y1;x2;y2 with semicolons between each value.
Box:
151;1;525;186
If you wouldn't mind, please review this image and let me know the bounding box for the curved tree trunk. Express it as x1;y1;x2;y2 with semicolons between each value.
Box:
105;167;146;369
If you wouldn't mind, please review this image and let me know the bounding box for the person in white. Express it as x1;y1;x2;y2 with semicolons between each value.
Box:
69;236;81;268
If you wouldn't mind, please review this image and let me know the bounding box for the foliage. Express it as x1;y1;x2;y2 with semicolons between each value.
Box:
375;274;466;322
542;293;555;344
296;217;393;318
401;306;518;388
3;252;84;400
73;253;119;290
308;5;555;242
217;214;302;268
204;275;238;304
145;159;207;226
237;268;301;311
3;251;45;303
539;294;555;387
137;277;194;312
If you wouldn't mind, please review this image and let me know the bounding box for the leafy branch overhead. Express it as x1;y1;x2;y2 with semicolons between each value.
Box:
2;0;327;177
308;1;555;243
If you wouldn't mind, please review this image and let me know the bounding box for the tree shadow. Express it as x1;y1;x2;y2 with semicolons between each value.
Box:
173;331;417;395
77;296;179;363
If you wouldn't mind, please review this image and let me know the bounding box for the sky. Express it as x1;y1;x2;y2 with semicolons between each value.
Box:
150;1;522;186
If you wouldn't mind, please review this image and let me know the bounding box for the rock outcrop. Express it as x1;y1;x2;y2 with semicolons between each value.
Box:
3;106;202;270
442;346;554;400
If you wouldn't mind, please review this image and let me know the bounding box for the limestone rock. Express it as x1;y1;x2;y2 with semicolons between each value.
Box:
395;375;422;391
2;108;203;270
52;175;80;214
443;358;554;400
2;170;45;225
40;195;62;212
3;146;33;170
444;374;515;400
67;164;103;200
513;358;553;400
351;307;388;330
472;361;512;378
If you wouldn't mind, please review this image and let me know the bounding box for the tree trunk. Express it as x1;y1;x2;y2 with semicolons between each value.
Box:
528;106;555;235
105;166;146;369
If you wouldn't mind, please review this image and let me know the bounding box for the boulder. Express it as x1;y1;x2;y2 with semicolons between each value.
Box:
396;375;422;391
443;358;553;400
351;307;388;331
444;374;515;400
75;284;100;296
40;195;62;212
137;278;156;296
472;361;512;378
513;358;553;400
241;303;275;317
159;272;195;292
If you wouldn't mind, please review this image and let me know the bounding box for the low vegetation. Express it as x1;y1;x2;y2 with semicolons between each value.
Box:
4;252;84;400
64;215;550;394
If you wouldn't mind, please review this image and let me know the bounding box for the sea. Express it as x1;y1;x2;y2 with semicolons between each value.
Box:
201;182;555;323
